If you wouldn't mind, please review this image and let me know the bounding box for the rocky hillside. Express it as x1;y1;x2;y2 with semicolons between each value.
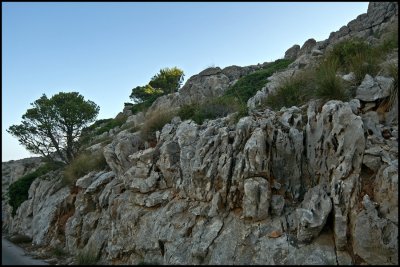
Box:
2;2;398;265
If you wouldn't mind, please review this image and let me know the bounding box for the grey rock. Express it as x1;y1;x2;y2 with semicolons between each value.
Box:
298;38;317;57
243;177;271;220
270;195;285;216
373;161;398;224
311;49;323;56
356;74;394;101
284;44;300;60
362;154;382;172
342;72;355;82
296;185;332;243
126;111;145;127
348;98;361;114
353;198;398;265
362;111;382;137
85;171;114;194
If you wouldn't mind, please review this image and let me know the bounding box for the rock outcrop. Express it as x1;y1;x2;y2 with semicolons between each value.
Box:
2;2;398;265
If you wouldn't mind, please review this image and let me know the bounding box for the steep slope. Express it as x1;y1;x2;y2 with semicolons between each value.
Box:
2;2;398;265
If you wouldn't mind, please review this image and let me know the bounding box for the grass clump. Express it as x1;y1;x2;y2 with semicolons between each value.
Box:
63;150;108;186
314;57;348;101
178;97;246;125
140;110;176;142
76;248;99;265
264;32;399;111
7;161;63;216
264;70;315;110
52;246;68;258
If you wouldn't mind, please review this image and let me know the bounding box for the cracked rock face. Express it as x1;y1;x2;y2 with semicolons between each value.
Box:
3;2;398;265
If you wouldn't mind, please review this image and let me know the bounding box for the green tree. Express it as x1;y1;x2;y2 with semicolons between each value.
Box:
149;67;184;94
130;67;184;103
129;84;164;103
7;92;99;163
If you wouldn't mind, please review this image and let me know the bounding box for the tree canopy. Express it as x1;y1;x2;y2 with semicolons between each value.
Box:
7;92;99;163
130;67;184;103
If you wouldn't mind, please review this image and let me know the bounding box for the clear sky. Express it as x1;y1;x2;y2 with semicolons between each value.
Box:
2;2;369;162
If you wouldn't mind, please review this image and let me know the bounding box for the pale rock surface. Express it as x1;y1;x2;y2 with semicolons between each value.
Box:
355;74;394;101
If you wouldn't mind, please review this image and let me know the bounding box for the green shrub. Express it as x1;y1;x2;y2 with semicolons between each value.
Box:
76;248;99;265
177;104;198;121
9;234;32;244
7;161;63;216
79;116;128;148
386;63;398;110
178;96;247;125
140;110;176;141
378;21;398;53
131;96;159;115
63;150;108;186
52;246;68;258
314;57;349;101
94;115;127;136
224;59;293;103
264;70;315;110
326;38;388;84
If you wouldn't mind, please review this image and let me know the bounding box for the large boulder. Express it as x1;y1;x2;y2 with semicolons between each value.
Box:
284;44;300;60
355;74;394;102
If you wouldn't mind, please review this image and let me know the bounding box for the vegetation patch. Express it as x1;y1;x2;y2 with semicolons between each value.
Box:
52;246;68;258
264;31;398;111
76;248;99;265
63;150;108;186
264;69;315;110
9;234;32;244
177;59;293;123
224;59;293;103
79;116;128;148
140;110;176;142
178;97;246;125
7;161;63;216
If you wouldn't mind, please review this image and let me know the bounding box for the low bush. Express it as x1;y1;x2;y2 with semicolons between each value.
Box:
76;248;99;265
131;94;160;115
224;59;293;103
178;96;247;125
9;234;32;244
264;70;315;110
79;116;128;148
52;246;68;258
94;115;127;136
140;110;176;141
314;57;349;101
378;20;398;54
63;150;108;186
7;161;63;216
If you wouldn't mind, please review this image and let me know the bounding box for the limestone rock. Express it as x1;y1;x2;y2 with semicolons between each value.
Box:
242;177;271;220
296;185;332;243
270;195;285;216
298;38;317;57
355;74;394;101
85;171;115;194
373;160;398;224
284;44;300;60
353;197;398;265
103;132;144;178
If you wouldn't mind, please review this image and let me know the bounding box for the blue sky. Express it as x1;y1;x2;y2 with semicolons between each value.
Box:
2;2;369;161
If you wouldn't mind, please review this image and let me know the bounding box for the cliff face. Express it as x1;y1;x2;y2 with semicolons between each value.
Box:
2;2;398;265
